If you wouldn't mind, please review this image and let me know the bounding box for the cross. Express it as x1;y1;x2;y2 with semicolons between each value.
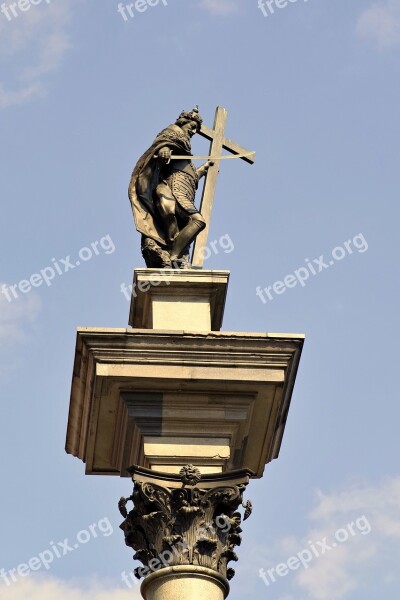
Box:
191;106;255;268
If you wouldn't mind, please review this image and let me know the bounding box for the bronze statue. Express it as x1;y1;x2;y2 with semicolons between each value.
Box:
129;107;213;268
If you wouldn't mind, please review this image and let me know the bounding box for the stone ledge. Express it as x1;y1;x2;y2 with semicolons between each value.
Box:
66;328;304;478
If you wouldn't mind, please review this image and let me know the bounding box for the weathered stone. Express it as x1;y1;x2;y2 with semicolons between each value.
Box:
65;329;304;477
119;467;252;583
128;268;230;331
141;565;230;600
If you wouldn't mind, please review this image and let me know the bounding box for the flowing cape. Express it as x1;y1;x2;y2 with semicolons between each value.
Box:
128;125;192;246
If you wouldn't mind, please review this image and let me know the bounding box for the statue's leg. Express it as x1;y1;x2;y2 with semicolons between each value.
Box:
155;183;179;246
179;246;191;269
141;236;172;268
170;212;206;262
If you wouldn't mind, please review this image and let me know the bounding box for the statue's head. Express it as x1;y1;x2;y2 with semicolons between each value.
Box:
175;106;203;137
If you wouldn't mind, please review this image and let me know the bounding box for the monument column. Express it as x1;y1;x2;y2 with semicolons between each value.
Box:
65;106;304;599
118;467;252;599
141;567;229;600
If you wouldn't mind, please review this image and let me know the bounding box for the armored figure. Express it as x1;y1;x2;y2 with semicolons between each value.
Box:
129;107;213;268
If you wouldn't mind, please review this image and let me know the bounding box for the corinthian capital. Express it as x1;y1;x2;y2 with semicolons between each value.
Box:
119;466;253;583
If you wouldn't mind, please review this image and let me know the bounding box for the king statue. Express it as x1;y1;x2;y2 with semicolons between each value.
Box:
128;106;213;268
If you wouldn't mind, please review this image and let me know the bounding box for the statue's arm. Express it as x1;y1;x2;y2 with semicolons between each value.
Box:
196;161;214;180
158;146;172;163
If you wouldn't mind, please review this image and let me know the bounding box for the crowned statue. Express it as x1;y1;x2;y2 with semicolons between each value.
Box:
129;106;213;268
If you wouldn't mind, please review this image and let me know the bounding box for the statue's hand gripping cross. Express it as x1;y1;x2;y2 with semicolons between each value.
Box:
190;106;255;268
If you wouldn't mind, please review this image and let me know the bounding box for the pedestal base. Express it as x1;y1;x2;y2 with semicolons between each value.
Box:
129;269;230;331
141;566;229;600
66;329;304;477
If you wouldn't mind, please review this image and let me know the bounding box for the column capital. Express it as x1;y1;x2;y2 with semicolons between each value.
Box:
119;466;253;585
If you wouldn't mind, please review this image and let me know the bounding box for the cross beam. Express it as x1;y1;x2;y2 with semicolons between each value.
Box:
192;106;255;268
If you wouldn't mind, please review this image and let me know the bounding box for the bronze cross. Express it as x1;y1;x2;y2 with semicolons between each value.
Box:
192;106;255;268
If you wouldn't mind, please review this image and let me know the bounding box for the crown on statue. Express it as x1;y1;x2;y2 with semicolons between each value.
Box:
177;105;203;130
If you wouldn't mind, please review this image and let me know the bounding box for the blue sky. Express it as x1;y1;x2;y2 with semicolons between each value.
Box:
0;0;399;598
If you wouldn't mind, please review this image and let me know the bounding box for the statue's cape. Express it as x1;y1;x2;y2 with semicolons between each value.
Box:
129;125;192;246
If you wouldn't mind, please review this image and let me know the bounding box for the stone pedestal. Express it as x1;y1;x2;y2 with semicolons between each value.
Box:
66;329;303;477
129;269;230;331
65;266;304;600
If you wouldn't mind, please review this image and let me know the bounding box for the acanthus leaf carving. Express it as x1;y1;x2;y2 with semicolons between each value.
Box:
119;468;253;582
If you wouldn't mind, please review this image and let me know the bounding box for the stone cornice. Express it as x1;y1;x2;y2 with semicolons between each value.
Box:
66;328;304;477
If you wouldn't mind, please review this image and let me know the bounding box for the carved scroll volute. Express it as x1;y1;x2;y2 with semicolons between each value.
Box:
119;466;252;582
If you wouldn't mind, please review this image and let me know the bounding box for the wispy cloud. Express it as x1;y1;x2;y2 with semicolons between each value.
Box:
199;0;239;16
248;476;400;599
0;1;77;108
295;478;400;598
1;577;142;600
357;0;400;49
0;284;41;345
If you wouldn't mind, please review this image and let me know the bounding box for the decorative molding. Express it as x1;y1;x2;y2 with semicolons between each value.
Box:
119;467;253;582
65;329;304;477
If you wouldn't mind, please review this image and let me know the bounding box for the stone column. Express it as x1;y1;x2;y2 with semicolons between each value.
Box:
141;566;229;600
119;466;253;600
